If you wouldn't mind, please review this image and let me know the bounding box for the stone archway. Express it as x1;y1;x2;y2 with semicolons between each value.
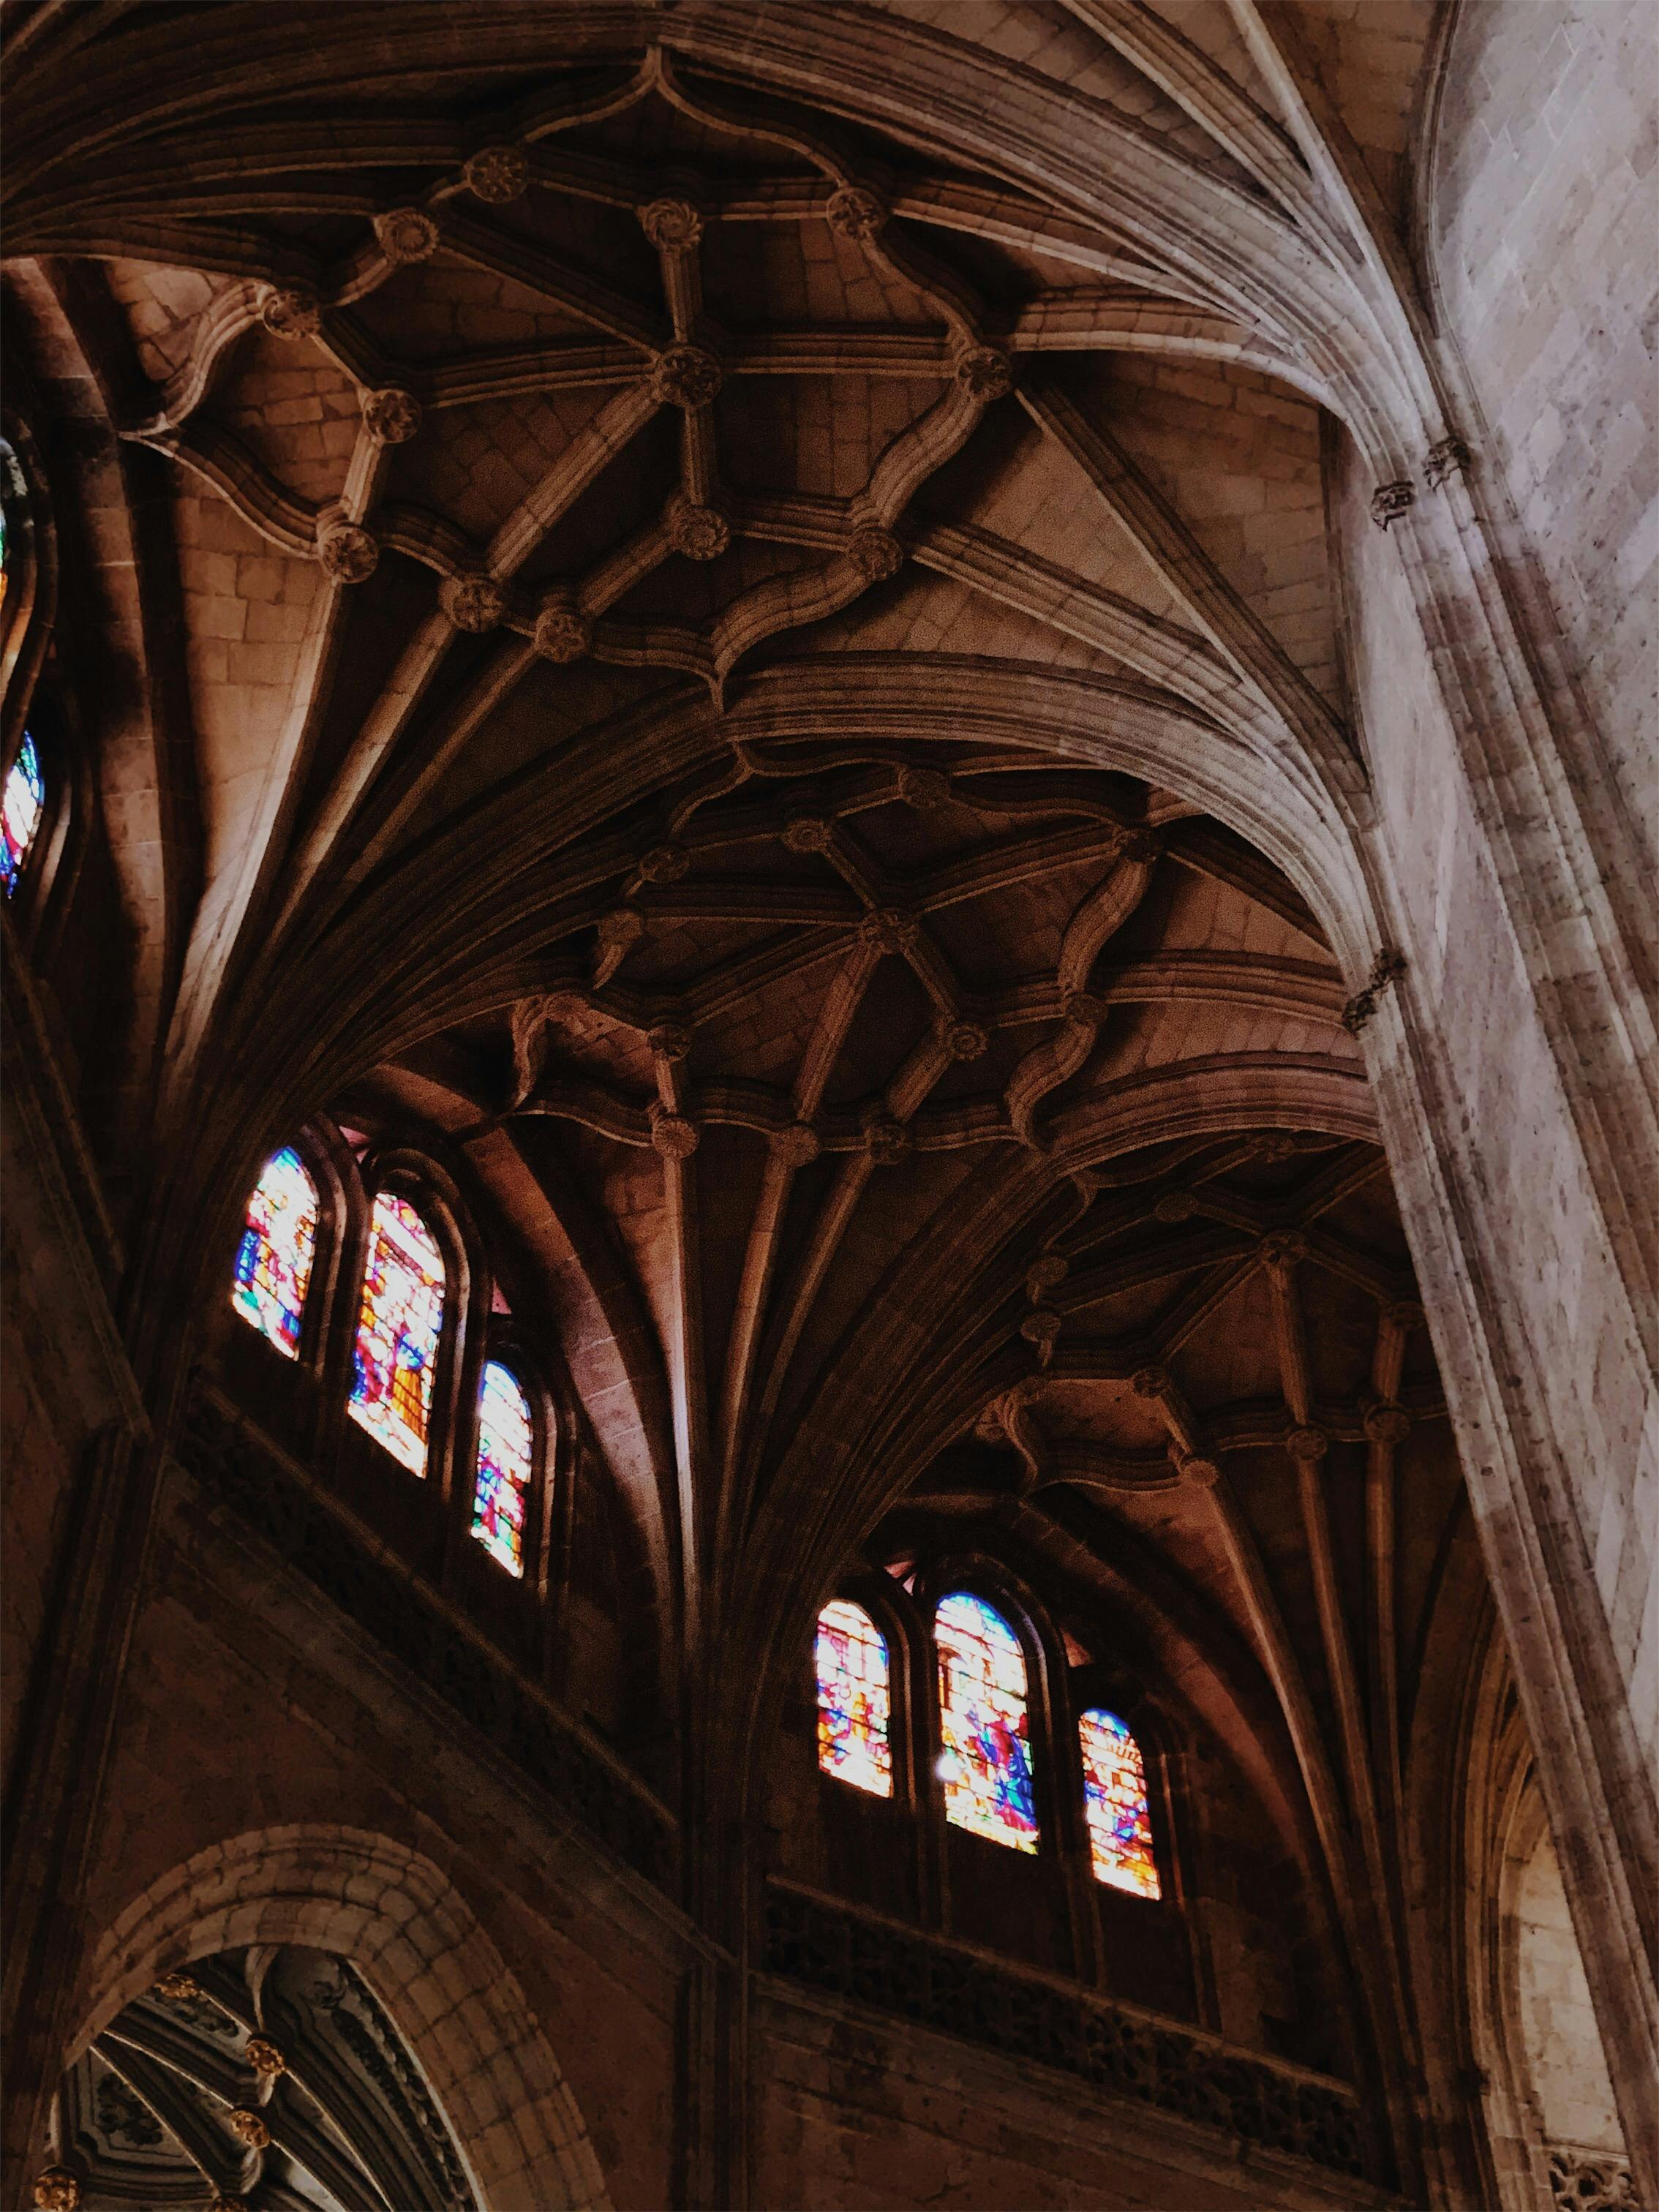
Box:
76;1824;612;2212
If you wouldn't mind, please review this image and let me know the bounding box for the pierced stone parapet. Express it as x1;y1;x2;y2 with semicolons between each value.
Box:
1547;2147;1639;2212
761;1882;1369;2179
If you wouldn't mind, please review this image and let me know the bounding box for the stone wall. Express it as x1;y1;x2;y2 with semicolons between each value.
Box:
1427;0;1658;888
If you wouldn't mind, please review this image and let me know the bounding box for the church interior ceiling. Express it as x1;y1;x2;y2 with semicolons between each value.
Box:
5;6;1592;2205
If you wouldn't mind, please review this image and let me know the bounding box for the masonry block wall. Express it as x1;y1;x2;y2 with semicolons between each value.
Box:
1429;0;1658;892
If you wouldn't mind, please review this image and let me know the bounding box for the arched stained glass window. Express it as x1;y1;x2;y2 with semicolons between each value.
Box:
815;1598;892;1797
3;731;45;897
1080;1708;1161;1898
231;1146;318;1359
473;1359;533;1576
935;1592;1038;1851
348;1192;445;1475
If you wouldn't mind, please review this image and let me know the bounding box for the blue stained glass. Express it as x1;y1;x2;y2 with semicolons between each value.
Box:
230;1146;317;1358
348;1192;444;1475
936;1592;1038;1851
3;731;45;897
1080;1708;1161;1898
473;1360;533;1576
816;1598;892;1796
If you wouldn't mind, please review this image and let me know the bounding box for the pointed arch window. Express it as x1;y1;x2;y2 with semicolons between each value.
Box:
815;1598;893;1797
935;1592;1038;1852
231;1146;319;1359
473;1359;533;1576
1080;1707;1161;1898
348;1192;445;1475
3;731;45;897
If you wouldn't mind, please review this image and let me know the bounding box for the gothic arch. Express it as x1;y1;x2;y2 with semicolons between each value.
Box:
79;1824;612;2212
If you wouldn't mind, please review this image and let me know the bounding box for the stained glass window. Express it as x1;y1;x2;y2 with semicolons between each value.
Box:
815;1598;892;1797
1080;1708;1161;1898
473;1359;533;1576
3;731;45;897
936;1592;1038;1851
230;1146;318;1358
348;1192;445;1475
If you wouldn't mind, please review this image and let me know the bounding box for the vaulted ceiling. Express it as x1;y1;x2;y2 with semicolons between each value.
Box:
5;1;1486;2186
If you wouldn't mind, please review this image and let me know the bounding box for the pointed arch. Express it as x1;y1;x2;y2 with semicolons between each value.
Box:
814;1597;892;1798
80;1824;612;2211
230;1143;319;1360
349;1189;446;1475
1079;1706;1161;1899
935;1590;1038;1852
474;1356;535;1576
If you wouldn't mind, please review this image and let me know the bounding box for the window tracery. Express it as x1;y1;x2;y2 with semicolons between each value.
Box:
935;1590;1038;1852
348;1191;445;1475
815;1598;892;1797
1079;1706;1160;1898
3;729;45;896
473;1358;534;1576
231;1146;320;1359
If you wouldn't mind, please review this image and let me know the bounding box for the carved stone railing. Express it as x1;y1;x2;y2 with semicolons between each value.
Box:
175;1381;674;1887
761;1881;1372;2182
1549;2145;1641;2211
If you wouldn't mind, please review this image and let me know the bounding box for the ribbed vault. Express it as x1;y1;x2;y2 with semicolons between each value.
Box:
7;5;1628;2207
